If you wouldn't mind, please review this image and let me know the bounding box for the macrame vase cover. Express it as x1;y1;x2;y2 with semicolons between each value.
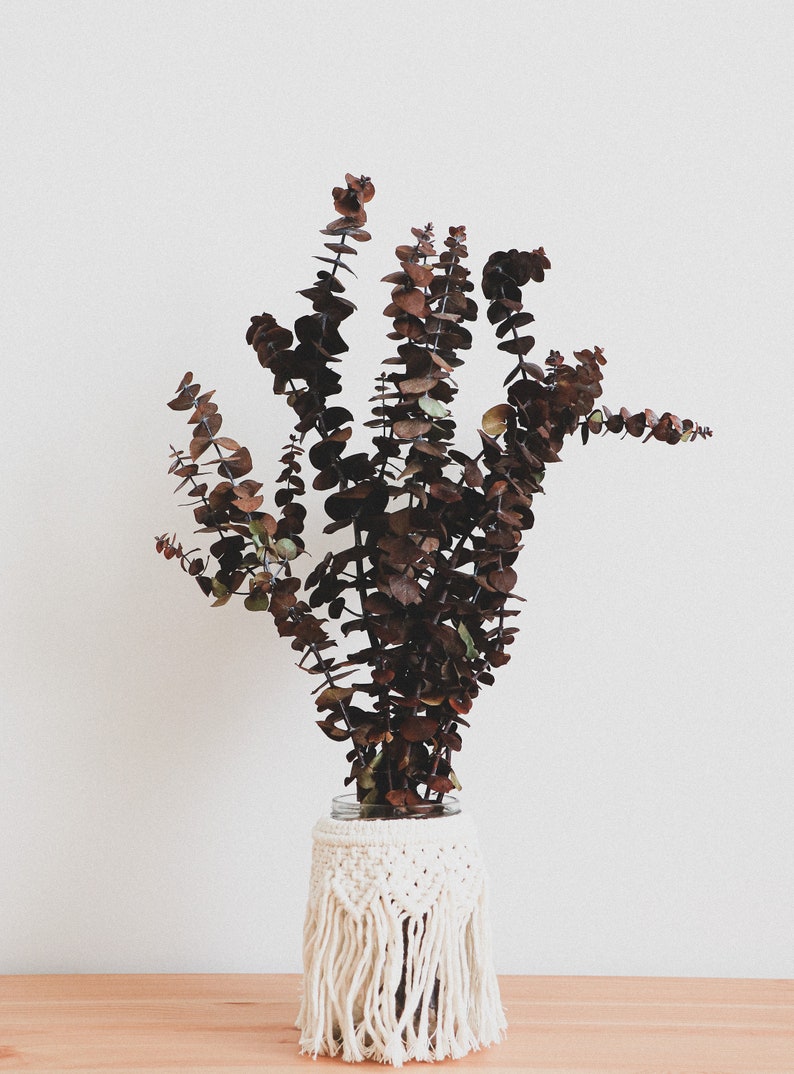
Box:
297;812;506;1065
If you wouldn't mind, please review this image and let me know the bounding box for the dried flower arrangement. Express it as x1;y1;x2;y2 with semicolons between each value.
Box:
156;173;710;814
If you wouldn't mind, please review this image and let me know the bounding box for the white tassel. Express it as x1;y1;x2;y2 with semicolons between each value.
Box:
297;812;506;1066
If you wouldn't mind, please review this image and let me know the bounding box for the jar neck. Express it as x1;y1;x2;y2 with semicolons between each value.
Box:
330;793;461;821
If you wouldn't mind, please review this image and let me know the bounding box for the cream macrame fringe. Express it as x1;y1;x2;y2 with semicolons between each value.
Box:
297;812;506;1066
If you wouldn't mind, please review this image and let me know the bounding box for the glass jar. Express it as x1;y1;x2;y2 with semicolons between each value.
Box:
330;793;461;821
299;795;505;1060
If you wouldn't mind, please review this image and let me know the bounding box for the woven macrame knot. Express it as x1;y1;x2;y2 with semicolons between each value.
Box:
309;816;486;919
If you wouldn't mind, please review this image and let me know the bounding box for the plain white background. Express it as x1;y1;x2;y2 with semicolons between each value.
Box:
2;1;792;978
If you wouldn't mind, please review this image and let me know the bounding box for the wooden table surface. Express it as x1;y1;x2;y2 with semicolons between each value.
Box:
0;974;792;1073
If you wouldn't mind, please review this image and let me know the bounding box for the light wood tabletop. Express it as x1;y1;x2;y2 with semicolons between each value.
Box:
0;973;792;1073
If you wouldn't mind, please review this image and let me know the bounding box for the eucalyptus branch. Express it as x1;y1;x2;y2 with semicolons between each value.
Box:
290;610;368;770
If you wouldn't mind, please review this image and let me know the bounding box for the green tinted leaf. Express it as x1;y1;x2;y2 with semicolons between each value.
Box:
457;622;478;660
418;395;449;418
274;538;299;560
211;577;229;598
356;765;376;790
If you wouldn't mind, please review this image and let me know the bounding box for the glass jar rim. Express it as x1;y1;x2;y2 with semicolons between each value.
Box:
331;792;461;820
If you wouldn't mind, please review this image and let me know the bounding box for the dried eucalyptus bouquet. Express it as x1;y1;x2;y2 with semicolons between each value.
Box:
156;173;710;814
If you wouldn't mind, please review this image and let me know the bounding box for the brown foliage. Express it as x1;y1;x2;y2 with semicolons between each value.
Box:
157;173;711;814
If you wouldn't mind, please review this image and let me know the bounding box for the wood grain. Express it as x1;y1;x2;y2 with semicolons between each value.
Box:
0;974;792;1072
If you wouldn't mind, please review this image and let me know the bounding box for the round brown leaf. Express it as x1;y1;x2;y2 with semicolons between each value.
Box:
398;375;439;395
315;685;356;710
222;447;253;478
429;482;462;503
402;261;435;287
482;404;514;437
372;667;395;685
392;288;428;317
488;566;517;594
388;574;422;606
426;774;454;794
232;493;264;512
399;715;440;743
392;418;432;439
464;458;484;487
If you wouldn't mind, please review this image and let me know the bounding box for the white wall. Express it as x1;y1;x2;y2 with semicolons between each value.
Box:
2;0;792;978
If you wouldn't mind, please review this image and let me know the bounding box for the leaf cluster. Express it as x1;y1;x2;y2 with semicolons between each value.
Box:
157;173;711;813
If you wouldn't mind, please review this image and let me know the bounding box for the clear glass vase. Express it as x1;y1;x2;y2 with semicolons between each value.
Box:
330;792;461;821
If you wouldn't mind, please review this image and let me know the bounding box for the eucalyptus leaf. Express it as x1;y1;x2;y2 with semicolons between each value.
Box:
418;395;449;419
275;538;299;560
457;622;478;660
210;577;229;598
244;593;270;611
